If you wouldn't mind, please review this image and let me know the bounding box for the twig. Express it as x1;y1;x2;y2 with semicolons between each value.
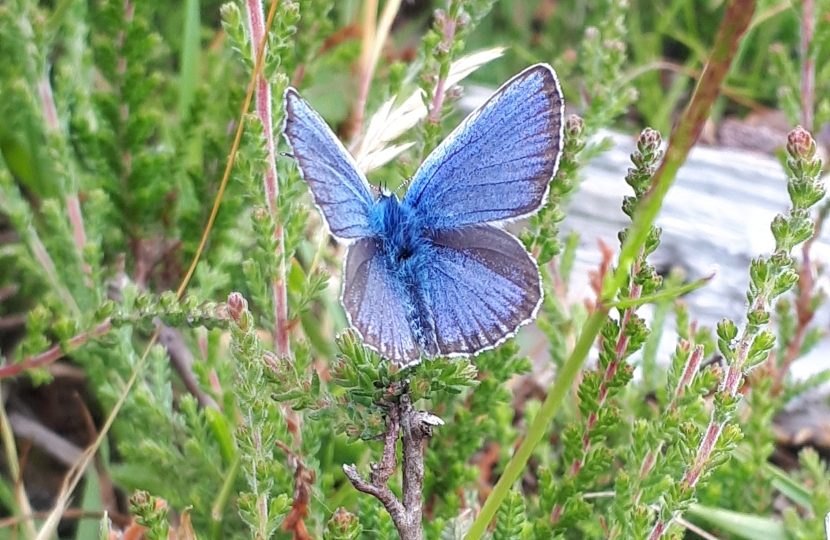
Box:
157;324;220;410
0;509;129;529
343;395;441;540
0;315;27;329
0;231;20;244
0;318;113;379
0;284;20;302
6;411;83;467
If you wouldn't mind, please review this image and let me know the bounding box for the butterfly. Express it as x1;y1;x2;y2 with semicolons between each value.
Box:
283;64;564;367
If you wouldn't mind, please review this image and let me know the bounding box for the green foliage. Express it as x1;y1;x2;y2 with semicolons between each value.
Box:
0;1;829;540
131;491;171;540
493;490;529;540
323;508;363;540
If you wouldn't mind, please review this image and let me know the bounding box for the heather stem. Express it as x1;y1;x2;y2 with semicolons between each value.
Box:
351;0;378;143
427;10;458;125
800;0;815;130
343;396;435;540
554;260;643;521
245;0;290;357
38;75;89;276
349;0;402;146
672;343;704;405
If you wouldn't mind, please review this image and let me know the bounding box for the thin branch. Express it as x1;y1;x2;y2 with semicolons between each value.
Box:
157;325;220;410
6;411;83;467
344;396;440;540
342;407;406;524
0;318;113;379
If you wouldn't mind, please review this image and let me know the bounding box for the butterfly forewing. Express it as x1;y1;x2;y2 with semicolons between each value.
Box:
284;64;564;366
283;89;375;241
422;226;542;356
342;238;421;366
402;64;564;229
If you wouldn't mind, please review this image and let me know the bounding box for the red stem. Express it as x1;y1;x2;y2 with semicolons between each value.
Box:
0;319;113;378
646;520;666;540
246;0;290;357
684;421;723;488
38;77;90;275
672;343;703;406
554;265;643;521
640;0;757;533
427;15;457;125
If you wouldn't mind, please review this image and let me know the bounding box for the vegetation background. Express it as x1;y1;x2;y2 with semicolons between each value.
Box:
0;0;829;539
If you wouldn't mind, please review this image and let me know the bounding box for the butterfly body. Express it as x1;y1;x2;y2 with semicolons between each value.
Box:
283;64;565;366
367;192;440;356
369;191;428;267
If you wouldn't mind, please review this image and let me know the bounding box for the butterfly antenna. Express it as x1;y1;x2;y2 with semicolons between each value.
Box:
395;177;412;196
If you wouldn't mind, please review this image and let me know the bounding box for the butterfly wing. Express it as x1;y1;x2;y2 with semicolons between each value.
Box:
283;88;375;241
342;238;421;366
403;64;564;229
421;226;542;356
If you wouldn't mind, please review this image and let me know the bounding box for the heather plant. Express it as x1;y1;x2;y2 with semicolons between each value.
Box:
0;1;829;540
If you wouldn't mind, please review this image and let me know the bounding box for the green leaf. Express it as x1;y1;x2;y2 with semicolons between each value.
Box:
75;468;103;540
493;490;527;540
178;0;200;118
686;504;787;540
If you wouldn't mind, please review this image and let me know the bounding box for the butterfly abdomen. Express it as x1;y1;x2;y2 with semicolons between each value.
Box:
368;192;440;357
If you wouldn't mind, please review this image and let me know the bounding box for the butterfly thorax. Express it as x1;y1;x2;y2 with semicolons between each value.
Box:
370;192;430;270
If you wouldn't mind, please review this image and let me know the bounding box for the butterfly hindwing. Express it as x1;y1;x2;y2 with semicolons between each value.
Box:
403;64;564;229
421;225;542;356
283;88;375;241
342;237;421;366
285;64;564;365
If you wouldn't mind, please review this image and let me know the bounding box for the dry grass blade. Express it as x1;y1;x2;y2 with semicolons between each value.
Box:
0;385;36;539
355;47;505;172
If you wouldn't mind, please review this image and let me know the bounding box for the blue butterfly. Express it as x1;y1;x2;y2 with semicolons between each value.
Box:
283;64;564;367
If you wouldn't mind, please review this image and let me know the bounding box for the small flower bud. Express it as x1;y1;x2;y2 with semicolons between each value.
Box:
227;292;247;322
566;114;585;137
787;126;817;161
